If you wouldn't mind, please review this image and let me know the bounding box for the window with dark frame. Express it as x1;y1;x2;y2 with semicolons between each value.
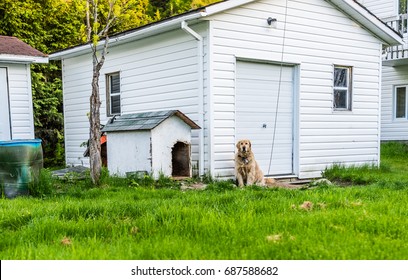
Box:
333;66;352;111
395;86;407;119
106;72;121;116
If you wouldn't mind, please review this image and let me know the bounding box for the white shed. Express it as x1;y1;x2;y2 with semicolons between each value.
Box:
0;36;48;141
50;0;402;179
101;110;200;178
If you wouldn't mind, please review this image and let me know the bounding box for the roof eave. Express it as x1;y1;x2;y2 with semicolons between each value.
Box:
0;54;48;64
174;111;201;129
49;11;207;60
327;0;403;46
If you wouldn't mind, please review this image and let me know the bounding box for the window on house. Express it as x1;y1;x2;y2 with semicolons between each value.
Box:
400;0;407;14
106;72;121;116
395;86;407;119
333;66;352;111
399;0;408;33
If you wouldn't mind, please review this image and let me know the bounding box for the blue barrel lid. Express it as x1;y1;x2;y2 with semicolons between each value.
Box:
0;139;42;146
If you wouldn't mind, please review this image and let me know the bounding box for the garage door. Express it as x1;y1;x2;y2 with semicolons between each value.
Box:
0;68;11;141
236;61;294;176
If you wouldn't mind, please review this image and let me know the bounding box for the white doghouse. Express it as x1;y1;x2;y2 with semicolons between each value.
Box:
102;110;200;178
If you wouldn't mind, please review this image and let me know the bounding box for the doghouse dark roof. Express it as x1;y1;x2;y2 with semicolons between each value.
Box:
101;110;200;132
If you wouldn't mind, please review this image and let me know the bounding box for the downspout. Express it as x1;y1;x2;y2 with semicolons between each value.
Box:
181;21;205;176
378;43;383;168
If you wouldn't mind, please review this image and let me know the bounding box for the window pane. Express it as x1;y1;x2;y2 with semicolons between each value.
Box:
111;95;121;115
400;0;407;14
334;90;347;109
396;87;406;118
107;72;121;116
334;68;348;87
110;74;120;93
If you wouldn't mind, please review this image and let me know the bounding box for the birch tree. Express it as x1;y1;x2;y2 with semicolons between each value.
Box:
85;0;154;184
86;0;118;185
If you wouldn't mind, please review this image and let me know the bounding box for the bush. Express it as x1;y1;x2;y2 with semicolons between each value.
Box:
29;169;57;197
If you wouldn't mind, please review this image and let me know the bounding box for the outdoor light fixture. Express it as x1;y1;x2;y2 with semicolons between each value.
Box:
267;17;277;28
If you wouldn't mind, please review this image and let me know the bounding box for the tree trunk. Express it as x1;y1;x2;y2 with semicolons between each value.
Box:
89;57;102;185
86;0;114;186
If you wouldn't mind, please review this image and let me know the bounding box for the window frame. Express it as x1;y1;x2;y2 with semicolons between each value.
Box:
106;72;121;116
333;65;353;111
394;85;408;121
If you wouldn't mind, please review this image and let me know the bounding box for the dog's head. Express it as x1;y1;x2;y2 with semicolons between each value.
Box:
236;139;252;154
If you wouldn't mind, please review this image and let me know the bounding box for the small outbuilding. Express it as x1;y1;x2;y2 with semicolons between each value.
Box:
101;110;200;178
0;36;48;141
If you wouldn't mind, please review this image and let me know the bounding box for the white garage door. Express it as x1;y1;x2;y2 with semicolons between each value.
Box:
0;68;11;141
236;61;294;176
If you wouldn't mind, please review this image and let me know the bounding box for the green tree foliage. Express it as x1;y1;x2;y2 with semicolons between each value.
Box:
0;0;219;167
149;0;221;18
0;0;84;167
31;64;65;167
0;0;84;54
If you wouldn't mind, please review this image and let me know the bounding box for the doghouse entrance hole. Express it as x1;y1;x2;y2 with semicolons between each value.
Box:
172;142;190;177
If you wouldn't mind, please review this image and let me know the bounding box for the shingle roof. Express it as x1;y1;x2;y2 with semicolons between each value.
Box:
0;36;47;57
101;110;200;132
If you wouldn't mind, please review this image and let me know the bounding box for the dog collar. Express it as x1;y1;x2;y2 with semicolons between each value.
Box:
239;156;250;165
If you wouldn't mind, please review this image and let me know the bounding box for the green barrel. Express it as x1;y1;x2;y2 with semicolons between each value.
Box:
0;139;43;198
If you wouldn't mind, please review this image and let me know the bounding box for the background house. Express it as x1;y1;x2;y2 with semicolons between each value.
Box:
357;0;408;141
0;36;48;141
50;0;401;179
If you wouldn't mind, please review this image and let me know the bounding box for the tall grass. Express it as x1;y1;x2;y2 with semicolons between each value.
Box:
323;141;408;189
0;142;408;260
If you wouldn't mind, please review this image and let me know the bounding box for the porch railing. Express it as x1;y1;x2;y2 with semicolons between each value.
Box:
385;14;408;61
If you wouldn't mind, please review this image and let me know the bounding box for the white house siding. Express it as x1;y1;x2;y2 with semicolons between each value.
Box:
381;64;408;140
62;55;93;166
356;0;397;21
0;63;35;141
62;26;206;168
208;0;383;178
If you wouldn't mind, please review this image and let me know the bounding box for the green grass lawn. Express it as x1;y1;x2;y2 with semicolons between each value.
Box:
1;142;408;260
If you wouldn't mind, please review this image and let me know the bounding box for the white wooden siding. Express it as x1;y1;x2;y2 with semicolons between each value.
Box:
0;63;34;141
62;26;207;168
62;55;93;166
357;0;397;20
208;0;382;178
381;64;408;140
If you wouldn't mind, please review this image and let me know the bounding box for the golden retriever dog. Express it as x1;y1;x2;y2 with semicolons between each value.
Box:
235;139;266;187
